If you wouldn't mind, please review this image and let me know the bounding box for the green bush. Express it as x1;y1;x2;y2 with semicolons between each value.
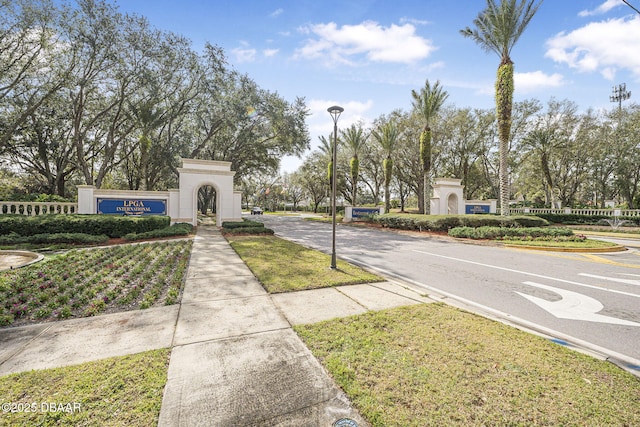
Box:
0;214;170;237
123;223;193;241
222;220;263;229
373;214;548;232
448;226;573;240
0;232;109;245
532;213;640;226
427;216;463;232
373;214;424;230
510;216;550;227
223;226;274;235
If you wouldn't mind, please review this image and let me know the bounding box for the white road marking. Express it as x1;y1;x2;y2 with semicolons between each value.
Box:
412;249;640;299
517;282;640;327
579;273;640;286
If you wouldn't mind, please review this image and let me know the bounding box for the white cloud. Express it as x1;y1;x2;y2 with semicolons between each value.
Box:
295;21;435;66
263;48;279;57
232;46;257;63
515;71;565;93
578;0;623;17
270;8;284;18
545;16;640;79
307;99;375;137
399;17;430;26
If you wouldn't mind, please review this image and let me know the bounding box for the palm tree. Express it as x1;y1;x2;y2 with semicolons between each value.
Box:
318;134;335;212
372;122;399;213
461;0;543;215
318;134;333;183
341;124;366;206
411;80;449;214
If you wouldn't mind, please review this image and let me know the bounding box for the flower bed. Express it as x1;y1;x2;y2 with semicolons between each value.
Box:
0;240;192;327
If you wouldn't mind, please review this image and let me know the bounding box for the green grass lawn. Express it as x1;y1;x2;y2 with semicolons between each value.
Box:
501;238;621;249
2;230;637;426
296;304;640;426
227;235;382;293
0;349;170;427
303;214;344;223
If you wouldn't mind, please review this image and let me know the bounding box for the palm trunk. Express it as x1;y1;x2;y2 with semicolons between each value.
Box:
350;156;359;206
423;172;430;215
496;60;514;216
383;157;393;213
420;128;431;215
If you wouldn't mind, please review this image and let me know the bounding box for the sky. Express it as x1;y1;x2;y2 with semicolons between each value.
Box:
112;0;640;173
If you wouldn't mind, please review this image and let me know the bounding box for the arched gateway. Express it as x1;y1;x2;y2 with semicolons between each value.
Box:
77;158;242;226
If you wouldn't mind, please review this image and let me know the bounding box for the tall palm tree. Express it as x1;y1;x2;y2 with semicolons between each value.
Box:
411;80;449;214
461;0;543;215
372;121;399;213
318;134;333;183
341;124;366;206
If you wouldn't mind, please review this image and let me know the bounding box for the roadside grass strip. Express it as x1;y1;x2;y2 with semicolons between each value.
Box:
295;304;640;427
501;238;620;249
227;235;382;293
0;240;192;327
0;349;170;427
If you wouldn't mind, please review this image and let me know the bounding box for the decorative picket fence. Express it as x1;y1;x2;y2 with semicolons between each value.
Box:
0;202;78;216
510;207;640;217
1;201;639;219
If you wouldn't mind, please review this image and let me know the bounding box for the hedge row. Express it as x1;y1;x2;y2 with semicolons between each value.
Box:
222;220;274;235
372;214;549;232
0;214;170;238
532;213;640;226
223;226;274;235
448;226;574;240
0;232;109;245
221;220;263;229
123;223;194;241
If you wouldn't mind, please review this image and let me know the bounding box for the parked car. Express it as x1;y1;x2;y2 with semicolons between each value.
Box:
251;207;263;215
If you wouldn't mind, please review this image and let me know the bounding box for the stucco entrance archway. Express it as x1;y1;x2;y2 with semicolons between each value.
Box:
447;193;459;214
177;159;242;226
78;158;242;227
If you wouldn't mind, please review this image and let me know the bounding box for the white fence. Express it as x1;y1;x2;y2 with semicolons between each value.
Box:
510;207;640;217
1;201;639;219
0;202;78;215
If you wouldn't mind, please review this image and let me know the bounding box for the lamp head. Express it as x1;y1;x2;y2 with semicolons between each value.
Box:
327;105;344;123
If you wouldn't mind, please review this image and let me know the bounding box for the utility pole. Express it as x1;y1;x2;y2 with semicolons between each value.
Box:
610;83;631;112
622;0;640;15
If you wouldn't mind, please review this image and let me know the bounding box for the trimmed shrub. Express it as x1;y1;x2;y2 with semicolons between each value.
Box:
373;214;549;232
0;214;170;237
222;220;263;229
532;213;640;226
427;216;464;232
223;226;274;235
449;226;573;240
511;216;549;227
0;232;109;245
123;223;194;241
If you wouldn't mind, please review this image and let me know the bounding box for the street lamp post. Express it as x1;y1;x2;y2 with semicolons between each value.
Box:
327;105;344;269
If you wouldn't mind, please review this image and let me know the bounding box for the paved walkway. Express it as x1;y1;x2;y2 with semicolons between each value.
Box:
0;226;433;426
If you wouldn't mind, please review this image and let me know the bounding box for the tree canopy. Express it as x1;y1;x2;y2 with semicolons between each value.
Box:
0;0;309;197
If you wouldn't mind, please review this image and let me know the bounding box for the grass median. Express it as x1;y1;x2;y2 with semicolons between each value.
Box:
501;238;621;249
227;235;382;293
296;304;640;426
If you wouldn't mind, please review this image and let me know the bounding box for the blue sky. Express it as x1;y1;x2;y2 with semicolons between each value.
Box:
114;0;640;172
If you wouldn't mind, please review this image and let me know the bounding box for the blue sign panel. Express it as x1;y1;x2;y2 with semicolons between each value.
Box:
465;204;490;214
97;199;166;216
352;207;381;218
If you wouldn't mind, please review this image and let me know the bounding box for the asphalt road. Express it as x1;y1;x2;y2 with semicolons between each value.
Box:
255;215;640;371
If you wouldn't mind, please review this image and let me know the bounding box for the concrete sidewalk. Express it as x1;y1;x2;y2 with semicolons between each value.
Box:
0;226;433;426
